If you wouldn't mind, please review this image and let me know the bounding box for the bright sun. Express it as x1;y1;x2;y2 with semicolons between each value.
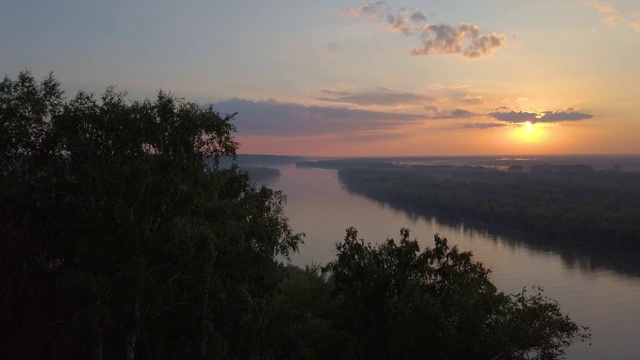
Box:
511;121;545;144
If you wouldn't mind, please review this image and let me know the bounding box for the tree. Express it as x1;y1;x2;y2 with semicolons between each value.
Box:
0;71;302;359
324;228;590;360
266;264;349;359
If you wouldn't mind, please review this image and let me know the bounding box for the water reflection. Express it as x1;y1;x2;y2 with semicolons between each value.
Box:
263;164;640;360
342;181;640;279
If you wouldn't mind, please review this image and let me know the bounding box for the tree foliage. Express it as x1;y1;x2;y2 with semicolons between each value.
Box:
264;229;590;359
338;166;640;252
0;71;302;359
323;228;590;360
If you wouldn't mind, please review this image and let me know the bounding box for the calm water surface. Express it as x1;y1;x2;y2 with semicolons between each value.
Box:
265;165;640;359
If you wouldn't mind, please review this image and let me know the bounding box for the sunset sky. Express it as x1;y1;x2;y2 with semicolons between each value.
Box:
2;0;639;156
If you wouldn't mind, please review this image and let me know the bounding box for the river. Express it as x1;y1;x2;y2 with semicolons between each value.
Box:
264;164;640;359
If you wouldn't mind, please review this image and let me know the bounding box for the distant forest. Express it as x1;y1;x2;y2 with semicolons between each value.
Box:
244;166;281;182
332;163;640;253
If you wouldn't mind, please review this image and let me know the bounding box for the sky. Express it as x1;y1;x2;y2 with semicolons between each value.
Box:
2;0;639;156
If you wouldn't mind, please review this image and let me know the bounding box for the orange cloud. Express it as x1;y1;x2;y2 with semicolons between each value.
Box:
583;1;632;27
584;1;619;14
341;1;385;18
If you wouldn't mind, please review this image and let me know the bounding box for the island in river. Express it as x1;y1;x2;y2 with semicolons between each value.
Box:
297;155;640;255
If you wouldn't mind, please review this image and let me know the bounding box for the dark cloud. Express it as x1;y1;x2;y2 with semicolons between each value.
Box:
538;111;594;122
387;14;411;34
423;105;439;114
428;108;477;119
387;8;427;34
317;90;435;106
320;89;351;96
411;24;506;58
489;110;594;123
489;111;537;122
211;98;426;136
451;109;474;117
420;105;478;119
459;122;506;129
410;10;427;22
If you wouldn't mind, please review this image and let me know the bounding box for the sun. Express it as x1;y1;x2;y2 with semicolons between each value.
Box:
511;121;545;144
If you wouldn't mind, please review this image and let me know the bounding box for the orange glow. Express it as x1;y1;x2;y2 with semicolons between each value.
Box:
511;122;546;144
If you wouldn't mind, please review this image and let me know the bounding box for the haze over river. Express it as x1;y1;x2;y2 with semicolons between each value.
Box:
264;164;640;359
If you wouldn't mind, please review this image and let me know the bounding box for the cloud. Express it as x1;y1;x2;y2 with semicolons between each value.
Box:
489;111;537;122
387;8;428;34
603;15;624;26
342;1;385;17
317;85;486;111
410;10;427;22
584;1;628;27
426;83;471;90
317;89;435;106
489;110;594;123
320;88;351;96
412;24;506;58
344;3;506;59
423;105;439;114
439;121;506;131
387;13;412;34
450;109;474;117
211;98;426;136
633;21;640;29
538;111;594;122
461;95;485;105
584;0;619;14
459;122;506;129
427;108;477;120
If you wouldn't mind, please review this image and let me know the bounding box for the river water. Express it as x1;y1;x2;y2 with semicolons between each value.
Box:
264;164;640;359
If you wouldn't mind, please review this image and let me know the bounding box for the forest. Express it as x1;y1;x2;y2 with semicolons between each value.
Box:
337;163;640;254
0;71;588;359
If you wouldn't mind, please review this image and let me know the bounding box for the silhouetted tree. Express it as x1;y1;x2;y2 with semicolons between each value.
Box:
0;70;302;359
324;228;589;360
